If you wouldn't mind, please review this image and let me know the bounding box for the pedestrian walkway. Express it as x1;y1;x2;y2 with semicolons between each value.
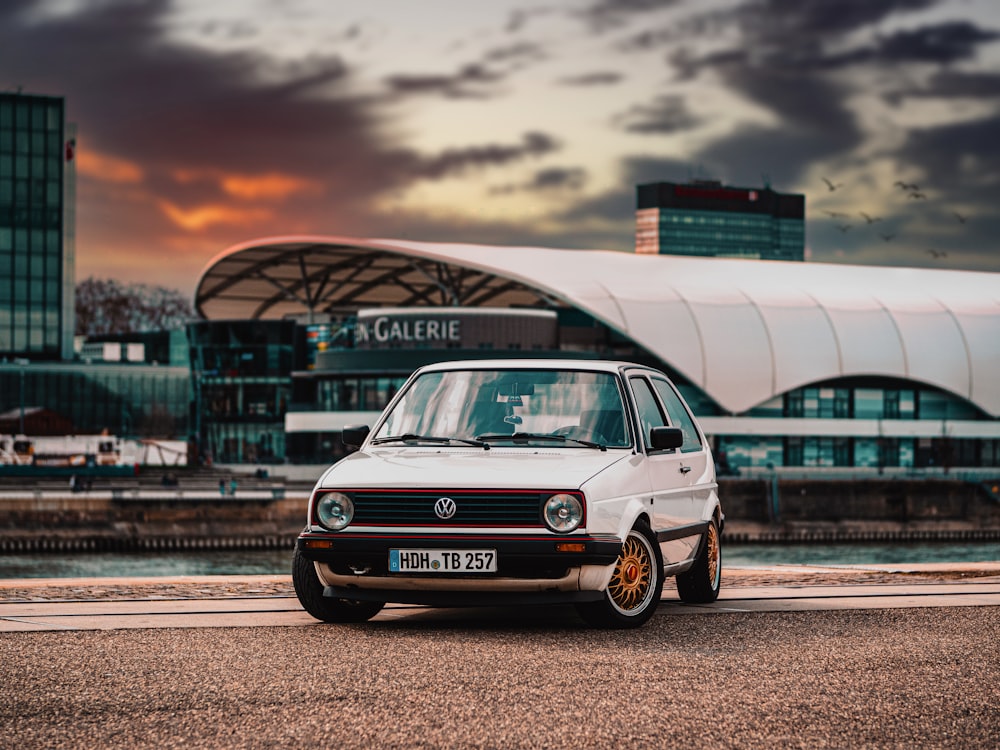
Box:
2;564;998;632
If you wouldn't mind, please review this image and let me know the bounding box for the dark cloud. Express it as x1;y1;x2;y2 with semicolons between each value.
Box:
649;6;1000;193
383;43;547;100
483;42;546;65
877;22;1000;63
403;132;561;181
578;0;683;33
489;166;588;195
763;21;1000;71
884;70;1000;104
897;115;1000;189
559;71;623;86
616;28;677;52
0;0;568;290
671;52;861;185
0;1;383;180
197;19;260;42
615;94;701;134
733;0;940;42
384;63;504;99
557;156;697;224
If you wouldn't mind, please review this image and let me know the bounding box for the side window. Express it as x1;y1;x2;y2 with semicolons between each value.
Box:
652;378;703;453
629;377;668;450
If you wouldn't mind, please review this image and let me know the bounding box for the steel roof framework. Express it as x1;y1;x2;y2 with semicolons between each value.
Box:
196;241;561;322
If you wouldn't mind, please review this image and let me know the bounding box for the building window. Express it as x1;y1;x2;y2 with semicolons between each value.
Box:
784;391;803;417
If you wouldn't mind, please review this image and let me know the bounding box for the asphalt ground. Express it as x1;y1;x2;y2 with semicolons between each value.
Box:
1;565;998;749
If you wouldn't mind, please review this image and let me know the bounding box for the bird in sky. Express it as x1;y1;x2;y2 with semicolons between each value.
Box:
927;248;948;258
823;210;849;218
908;192;927;200
894;180;920;191
822;177;843;192
953;211;968;224
859;212;882;224
837;223;853;233
879;233;895;242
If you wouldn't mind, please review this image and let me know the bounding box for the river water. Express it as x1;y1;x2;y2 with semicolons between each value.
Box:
1;541;998;579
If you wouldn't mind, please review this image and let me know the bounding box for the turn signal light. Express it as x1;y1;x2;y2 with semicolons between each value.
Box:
555;542;586;553
303;539;334;549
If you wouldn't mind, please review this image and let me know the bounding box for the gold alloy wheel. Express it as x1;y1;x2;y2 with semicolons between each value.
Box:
607;532;653;612
706;522;720;587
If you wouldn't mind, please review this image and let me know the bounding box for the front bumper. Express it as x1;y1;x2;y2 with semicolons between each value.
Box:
297;530;622;605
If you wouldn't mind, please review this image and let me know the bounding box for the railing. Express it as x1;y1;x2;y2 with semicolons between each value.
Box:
0;487;309;503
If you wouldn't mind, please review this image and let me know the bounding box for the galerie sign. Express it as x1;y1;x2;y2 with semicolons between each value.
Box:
356;316;462;346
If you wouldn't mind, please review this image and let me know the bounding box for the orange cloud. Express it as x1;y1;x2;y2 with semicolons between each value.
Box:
221;172;323;201
158;200;274;231
76;149;144;184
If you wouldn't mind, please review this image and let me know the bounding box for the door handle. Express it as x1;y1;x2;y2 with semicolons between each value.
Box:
680;465;692;474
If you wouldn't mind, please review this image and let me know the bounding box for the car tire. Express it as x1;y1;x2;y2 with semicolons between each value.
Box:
676;517;721;603
292;547;385;623
576;520;663;629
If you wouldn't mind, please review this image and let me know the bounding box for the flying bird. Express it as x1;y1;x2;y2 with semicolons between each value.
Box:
859;212;882;224
953;211;968;224
879;233;895;242
908;192;927;200
894;180;920;191
927;249;948;258
837;223;853;233
823;210;849;218
822;177;843;192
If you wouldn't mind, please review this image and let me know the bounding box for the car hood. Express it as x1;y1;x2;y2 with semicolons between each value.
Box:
318;447;633;491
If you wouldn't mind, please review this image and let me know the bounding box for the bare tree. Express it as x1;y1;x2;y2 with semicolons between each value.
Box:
76;278;195;336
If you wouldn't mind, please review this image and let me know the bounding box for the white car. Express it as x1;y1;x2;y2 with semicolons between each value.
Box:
294;359;722;628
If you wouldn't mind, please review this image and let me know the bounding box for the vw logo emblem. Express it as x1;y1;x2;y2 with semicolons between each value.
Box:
434;497;457;520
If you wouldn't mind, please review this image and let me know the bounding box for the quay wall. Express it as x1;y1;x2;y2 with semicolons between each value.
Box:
1;479;999;552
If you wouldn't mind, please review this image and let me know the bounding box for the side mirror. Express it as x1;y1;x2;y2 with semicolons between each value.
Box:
649;426;684;451
341;425;370;449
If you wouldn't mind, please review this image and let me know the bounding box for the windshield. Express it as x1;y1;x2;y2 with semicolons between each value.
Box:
373;368;631;448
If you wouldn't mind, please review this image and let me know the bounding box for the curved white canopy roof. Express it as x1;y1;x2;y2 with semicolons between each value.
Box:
195;236;1000;417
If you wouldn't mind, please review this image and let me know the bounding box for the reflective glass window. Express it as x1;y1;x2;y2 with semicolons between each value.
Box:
629;376;667;450
651;377;702;452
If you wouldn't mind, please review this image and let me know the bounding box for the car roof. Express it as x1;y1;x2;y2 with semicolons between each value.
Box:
412;359;661;376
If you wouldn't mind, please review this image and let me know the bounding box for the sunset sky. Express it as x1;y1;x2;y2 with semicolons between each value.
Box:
3;0;999;297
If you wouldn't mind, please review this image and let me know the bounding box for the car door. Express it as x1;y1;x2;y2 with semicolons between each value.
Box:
649;376;714;521
626;374;701;566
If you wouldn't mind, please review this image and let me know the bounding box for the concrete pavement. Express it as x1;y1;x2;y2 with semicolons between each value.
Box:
2;563;999;632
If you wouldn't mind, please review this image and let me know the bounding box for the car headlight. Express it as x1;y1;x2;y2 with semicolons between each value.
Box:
543;493;583;533
315;492;354;530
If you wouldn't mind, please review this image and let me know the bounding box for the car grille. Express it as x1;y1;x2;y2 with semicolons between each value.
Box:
345;489;555;527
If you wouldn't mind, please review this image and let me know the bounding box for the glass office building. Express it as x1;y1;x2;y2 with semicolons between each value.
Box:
635;180;805;261
0;92;73;361
0;361;189;438
187;320;297;465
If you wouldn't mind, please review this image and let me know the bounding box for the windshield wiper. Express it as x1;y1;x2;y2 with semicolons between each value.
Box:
476;432;606;451
370;433;490;449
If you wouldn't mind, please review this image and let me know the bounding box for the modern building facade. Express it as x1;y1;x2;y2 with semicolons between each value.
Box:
0;360;189;440
635;180;805;261
187;319;296;465
192;236;1000;472
0;92;74;361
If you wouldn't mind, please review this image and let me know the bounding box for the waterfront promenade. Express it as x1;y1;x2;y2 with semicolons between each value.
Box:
1;564;998;748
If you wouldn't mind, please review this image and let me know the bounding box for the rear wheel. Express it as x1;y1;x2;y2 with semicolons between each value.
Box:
676;518;721;603
292;547;384;623
576;520;663;628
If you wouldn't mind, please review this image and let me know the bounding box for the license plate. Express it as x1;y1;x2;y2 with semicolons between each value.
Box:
389;548;497;573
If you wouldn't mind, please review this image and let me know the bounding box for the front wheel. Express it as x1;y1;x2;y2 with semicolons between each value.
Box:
292;547;385;623
676;518;721;603
576;520;663;629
